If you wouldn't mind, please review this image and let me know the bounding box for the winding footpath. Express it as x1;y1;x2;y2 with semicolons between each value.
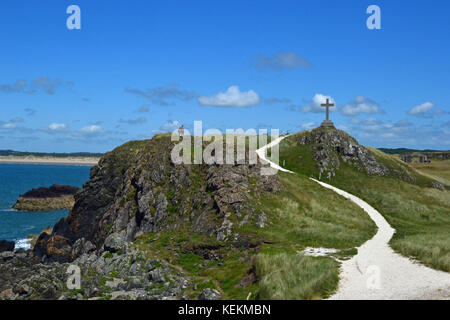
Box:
256;136;450;300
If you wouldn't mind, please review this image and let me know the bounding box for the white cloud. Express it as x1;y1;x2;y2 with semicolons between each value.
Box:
301;122;317;130
408;102;434;115
48;123;67;131
341;96;383;116
0;122;34;134
198;85;260;107
74;125;105;138
349;117;450;149
40;123;69;134
81;125;103;133
158;120;181;132
2;123;16;129
301;93;337;113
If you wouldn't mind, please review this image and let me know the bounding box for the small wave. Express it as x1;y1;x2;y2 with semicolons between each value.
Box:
0;208;18;212
15;238;31;250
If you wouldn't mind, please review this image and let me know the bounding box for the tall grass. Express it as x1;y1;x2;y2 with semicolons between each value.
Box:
391;233;450;272
254;253;339;299
243;172;376;299
250;173;377;249
278;133;450;272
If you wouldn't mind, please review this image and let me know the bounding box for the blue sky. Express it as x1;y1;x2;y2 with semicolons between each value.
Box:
0;0;449;152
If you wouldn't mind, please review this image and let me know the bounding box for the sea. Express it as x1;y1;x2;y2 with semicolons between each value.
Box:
0;163;91;250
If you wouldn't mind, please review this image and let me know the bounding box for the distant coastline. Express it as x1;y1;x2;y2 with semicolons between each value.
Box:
0;156;99;166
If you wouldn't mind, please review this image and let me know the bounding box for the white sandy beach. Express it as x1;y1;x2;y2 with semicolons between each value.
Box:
0;156;99;166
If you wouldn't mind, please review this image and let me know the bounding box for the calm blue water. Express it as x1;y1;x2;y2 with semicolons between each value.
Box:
0;163;91;248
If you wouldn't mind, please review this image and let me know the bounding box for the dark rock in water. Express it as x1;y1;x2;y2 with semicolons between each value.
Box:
34;135;281;262
0;240;15;252
12;185;80;211
19;185;79;199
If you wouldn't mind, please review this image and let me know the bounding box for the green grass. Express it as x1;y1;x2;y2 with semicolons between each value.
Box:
279;131;450;272
410;159;450;187
242;172;376;299
123;131;417;300
278;132;318;177
247;173;376;249
176;253;204;273
134;229;256;299
125;131;382;300
330;164;450;272
254;252;339;300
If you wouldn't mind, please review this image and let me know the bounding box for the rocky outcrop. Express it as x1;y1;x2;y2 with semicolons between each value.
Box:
34;136;281;263
0;243;191;300
295;127;415;181
0;240;15;252
13;185;79;211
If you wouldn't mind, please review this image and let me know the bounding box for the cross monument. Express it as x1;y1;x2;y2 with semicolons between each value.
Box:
320;98;335;127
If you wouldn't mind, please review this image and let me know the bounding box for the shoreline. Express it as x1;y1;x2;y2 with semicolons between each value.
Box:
0;156;99;166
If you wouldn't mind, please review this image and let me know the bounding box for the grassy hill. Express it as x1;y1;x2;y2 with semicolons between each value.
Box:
279;129;450;274
26;131;448;300
124;134;378;300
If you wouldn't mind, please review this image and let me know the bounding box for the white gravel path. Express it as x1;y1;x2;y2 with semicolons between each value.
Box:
256;136;450;300
255;136;294;174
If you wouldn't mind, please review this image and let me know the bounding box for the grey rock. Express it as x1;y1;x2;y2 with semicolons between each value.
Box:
216;213;233;241
1;251;14;261
118;277;144;291
104;232;126;253
145;259;159;271
13;284;30;295
198;288;221;300
71;238;96;259
148;267;166;283
256;212;267;228
297;128;395;180
129;262;142;275
431;182;444;190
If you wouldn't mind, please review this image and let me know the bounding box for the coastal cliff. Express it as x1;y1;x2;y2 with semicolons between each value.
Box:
34;135;281;263
0;134;283;300
13;185;79;211
1;130;447;300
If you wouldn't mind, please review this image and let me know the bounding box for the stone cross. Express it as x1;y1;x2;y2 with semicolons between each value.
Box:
321;98;334;121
